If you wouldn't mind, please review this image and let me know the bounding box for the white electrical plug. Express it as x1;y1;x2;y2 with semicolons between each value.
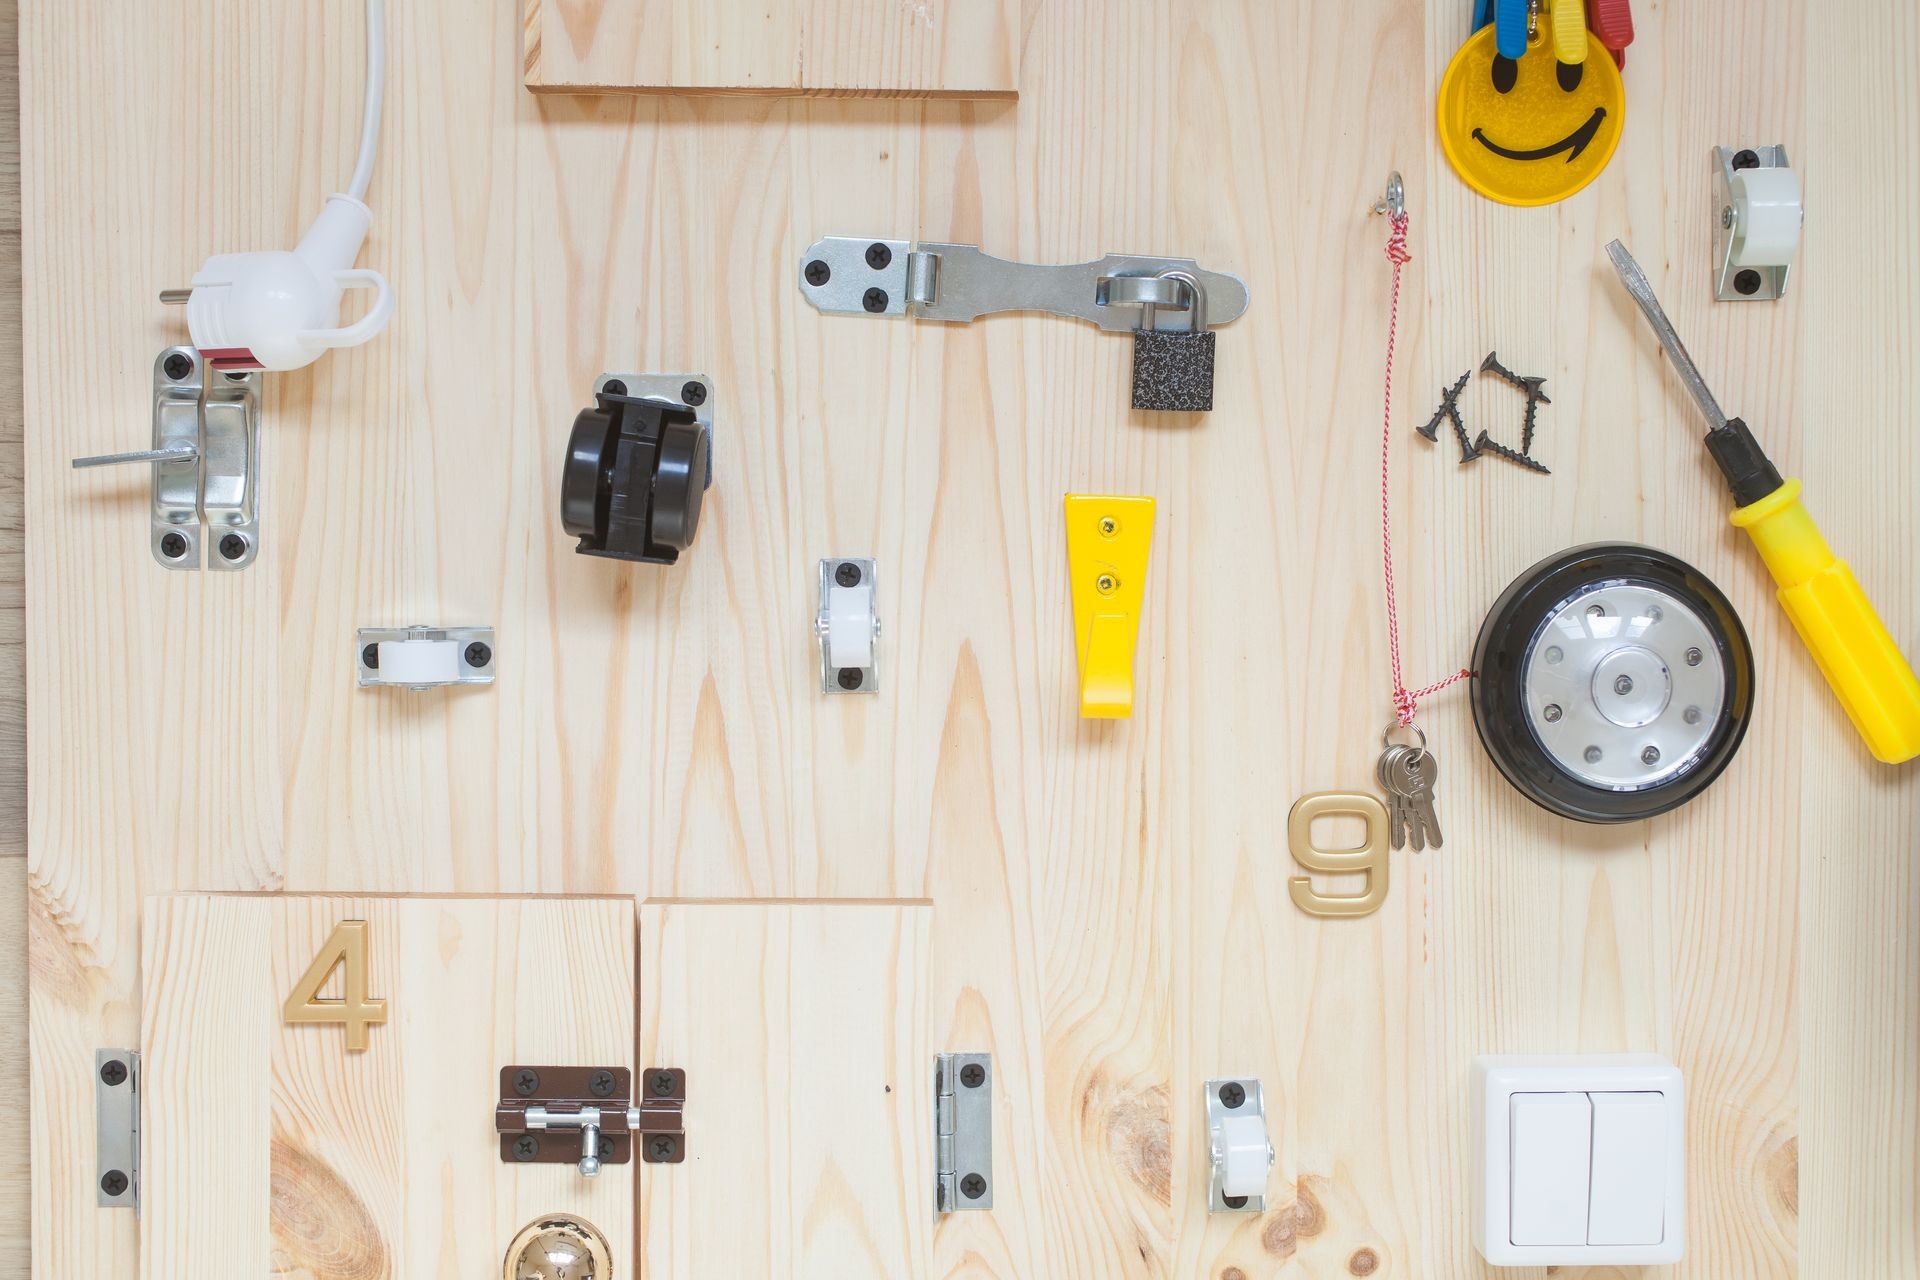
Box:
178;194;393;372
171;0;392;373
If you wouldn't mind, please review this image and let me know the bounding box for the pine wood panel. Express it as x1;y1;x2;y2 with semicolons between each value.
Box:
139;896;636;1278
638;900;932;1278
523;0;1019;98
19;0;1920;1276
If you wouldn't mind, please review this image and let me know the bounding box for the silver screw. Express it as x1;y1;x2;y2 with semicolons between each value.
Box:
1646;605;1663;623
1587;603;1606;618
1543;704;1563;723
1584;745;1603;764
1614;675;1634;695
1641;745;1661;765
1683;705;1702;725
1685;647;1703;666
1544;645;1564;665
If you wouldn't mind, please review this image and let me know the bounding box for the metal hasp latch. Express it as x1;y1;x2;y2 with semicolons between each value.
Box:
935;1053;993;1212
797;238;1249;412
357;625;496;689
71;346;261;570
1713;145;1800;301
496;1066;686;1178
1205;1078;1275;1212
560;373;714;566
817;558;879;693
97;1050;140;1211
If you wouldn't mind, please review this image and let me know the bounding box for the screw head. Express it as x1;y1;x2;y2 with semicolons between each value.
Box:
837;667;864;691
601;378;628;397
1722;205;1735;229
162;352;193;381
959;1062;985;1089
1641;745;1662;766
588;1069;616;1098
681;380;707;407
1732;148;1761;169
1098;517;1117;536
1095;574;1117;595
651;1070;677;1097
865;242;893;270
1223;1194;1248;1210
960;1173;987;1200
513;1068;541;1097
512;1135;540;1161
1685;646;1704;667
597;1135;614;1158
862;287;888;313
218;533;247;561
1584;745;1603;764
1734;269;1763;296
648;1135;678;1160
1684;705;1703;725
101;1170;129;1197
1543;645;1564;665
1219;1082;1246;1109
1613;675;1634;695
835;561;862;588
804;259;832;287
1586;603;1606;618
159;532;188;559
1542;703;1563;723
464;641;492;668
361;643;380;669
99;1059;128;1087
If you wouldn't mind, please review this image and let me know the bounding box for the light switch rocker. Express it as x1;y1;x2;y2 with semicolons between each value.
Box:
798;237;1249;411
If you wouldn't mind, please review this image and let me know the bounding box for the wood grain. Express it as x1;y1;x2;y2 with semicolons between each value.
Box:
523;0;1020;98
140;895;636;1278
16;0;1920;1276
639;900;932;1278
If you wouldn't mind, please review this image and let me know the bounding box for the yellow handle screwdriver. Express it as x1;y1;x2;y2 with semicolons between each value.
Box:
1607;240;1920;764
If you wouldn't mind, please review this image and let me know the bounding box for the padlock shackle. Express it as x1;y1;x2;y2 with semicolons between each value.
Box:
1138;269;1207;333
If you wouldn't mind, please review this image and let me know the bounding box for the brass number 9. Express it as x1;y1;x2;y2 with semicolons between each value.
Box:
1287;792;1391;918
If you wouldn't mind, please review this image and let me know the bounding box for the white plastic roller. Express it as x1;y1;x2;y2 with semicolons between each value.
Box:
1729;166;1802;268
827;585;875;667
1218;1114;1271;1199
375;638;460;686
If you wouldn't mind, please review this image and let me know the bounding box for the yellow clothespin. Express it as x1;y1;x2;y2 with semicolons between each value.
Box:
1548;0;1587;64
1064;494;1153;718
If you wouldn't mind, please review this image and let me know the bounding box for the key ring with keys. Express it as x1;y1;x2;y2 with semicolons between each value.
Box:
1382;720;1427;762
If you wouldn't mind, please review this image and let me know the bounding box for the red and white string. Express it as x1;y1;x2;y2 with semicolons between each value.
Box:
1378;206;1470;729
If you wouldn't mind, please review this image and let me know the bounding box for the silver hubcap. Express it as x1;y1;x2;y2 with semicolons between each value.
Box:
1522;580;1725;790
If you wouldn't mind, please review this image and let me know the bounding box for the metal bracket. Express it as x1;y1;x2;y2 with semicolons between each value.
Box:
1713;145;1799;302
1205;1078;1274;1212
935;1053;993;1212
496;1066;685;1177
357;625;497;690
72;347;261;570
97;1050;139;1211
799;237;1249;333
817;558;879;693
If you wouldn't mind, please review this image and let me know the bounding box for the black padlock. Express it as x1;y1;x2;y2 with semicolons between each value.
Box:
1130;270;1215;413
560;382;711;565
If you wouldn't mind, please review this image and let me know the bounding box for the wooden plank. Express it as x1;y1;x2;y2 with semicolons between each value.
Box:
0;862;25;1264
140;896;636;1277
523;0;1020;99
639;900;932;1279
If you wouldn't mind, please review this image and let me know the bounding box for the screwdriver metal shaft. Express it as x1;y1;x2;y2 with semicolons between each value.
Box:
1604;241;1728;432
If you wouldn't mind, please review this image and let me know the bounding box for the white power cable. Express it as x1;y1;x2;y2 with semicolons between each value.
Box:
346;0;385;202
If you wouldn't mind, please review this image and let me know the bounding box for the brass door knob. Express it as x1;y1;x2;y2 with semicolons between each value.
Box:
503;1215;612;1280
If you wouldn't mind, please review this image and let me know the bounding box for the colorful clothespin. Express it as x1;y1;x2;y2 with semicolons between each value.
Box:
1586;0;1634;67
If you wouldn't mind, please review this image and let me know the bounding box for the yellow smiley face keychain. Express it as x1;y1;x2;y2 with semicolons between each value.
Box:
1438;18;1626;207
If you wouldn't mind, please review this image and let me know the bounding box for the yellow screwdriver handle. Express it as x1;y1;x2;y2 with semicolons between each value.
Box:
1731;479;1920;763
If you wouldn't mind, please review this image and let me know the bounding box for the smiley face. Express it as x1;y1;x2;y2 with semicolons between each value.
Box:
1438;26;1625;207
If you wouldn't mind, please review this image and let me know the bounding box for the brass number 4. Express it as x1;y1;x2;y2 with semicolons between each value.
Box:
1287;792;1392;918
282;920;389;1051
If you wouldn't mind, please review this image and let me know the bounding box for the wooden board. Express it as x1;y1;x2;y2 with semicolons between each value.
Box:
139;896;636;1278
522;0;1020;98
20;0;1920;1276
639;900;932;1278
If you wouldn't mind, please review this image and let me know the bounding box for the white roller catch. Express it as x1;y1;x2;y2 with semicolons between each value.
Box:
827;585;875;667
375;638;461;686
1729;167;1802;268
1218;1114;1271;1198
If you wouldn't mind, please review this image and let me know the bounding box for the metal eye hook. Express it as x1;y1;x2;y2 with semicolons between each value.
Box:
1373;172;1405;220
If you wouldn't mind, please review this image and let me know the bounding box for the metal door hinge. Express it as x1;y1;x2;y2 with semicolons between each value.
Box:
496;1065;685;1178
935;1053;992;1212
72;347;261;570
97;1050;140;1212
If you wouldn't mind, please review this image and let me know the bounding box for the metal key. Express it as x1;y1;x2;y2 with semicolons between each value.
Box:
1376;744;1412;851
1387;748;1444;851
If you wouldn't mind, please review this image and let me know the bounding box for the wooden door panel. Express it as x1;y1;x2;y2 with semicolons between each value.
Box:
639;900;933;1279
140;895;636;1279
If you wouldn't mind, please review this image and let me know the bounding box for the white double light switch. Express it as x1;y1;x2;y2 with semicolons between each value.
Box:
1473;1055;1684;1267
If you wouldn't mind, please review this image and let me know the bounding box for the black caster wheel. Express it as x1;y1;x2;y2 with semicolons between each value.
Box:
560;381;710;567
1470;543;1755;824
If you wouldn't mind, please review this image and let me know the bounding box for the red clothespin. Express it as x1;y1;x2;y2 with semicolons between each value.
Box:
1586;0;1634;68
